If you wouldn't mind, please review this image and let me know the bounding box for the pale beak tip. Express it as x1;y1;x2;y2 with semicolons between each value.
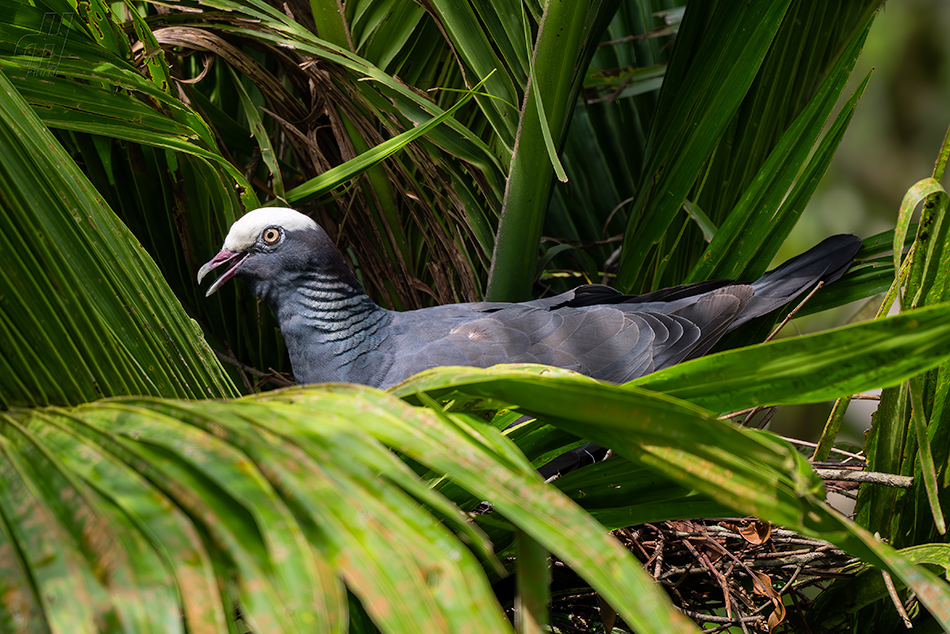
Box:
197;250;246;297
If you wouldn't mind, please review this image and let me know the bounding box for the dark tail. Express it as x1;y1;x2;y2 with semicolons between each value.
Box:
733;234;862;328
536;234;862;480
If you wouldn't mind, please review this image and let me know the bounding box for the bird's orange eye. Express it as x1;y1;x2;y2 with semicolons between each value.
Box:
262;227;281;245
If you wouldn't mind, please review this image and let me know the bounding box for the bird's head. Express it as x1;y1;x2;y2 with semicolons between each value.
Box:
197;207;334;298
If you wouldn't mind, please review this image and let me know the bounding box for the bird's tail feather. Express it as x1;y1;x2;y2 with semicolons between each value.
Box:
734;234;862;328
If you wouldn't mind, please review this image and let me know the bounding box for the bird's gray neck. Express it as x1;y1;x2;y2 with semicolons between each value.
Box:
290;272;384;334
278;271;393;386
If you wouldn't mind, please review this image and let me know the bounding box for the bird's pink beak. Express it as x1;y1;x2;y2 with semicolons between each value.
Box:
197;249;250;297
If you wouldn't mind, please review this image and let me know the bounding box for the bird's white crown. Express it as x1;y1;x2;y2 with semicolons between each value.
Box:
223;207;318;251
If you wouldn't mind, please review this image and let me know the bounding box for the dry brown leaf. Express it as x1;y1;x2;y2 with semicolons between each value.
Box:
768;600;787;632
721;519;772;545
750;570;786;631
597;595;617;634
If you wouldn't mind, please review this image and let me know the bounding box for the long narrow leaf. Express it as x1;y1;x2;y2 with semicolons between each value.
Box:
392;366;950;629
263;385;698;633
615;0;793;290
0;68;238;406
630;302;950;413
286;72;494;203
486;0;619;300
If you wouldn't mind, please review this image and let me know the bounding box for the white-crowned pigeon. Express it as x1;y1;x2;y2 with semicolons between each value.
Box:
198;207;861;390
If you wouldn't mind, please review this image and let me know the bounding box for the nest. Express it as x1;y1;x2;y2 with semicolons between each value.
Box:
549;517;860;633
543;439;921;634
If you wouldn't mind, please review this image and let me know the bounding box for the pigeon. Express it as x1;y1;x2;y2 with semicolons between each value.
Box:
198;207;862;391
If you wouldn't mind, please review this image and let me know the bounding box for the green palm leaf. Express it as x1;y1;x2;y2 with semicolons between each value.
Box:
393;365;950;629
1;386;706;634
2;0;949;630
0;67;237;406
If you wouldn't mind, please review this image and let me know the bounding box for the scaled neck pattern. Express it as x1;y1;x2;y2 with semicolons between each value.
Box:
280;268;393;385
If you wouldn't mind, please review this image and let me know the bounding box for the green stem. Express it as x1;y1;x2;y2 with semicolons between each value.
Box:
931;120;950;182
813;397;850;463
309;0;352;50
486;0;619;301
515;530;549;634
910;374;946;534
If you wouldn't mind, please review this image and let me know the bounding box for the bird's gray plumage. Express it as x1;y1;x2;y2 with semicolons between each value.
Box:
199;208;862;390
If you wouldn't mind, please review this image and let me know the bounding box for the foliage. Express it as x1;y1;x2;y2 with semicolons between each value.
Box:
1;0;949;632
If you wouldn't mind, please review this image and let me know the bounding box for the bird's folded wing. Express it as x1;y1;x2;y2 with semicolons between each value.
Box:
391;288;753;384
